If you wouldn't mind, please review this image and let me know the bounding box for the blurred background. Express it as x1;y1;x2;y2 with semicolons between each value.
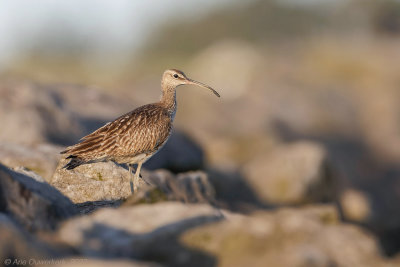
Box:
1;0;400;265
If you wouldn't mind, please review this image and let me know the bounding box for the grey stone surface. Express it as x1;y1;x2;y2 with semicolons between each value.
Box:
0;142;62;181
0;213;59;263
243;141;336;205
124;169;216;206
181;205;391;267
54;202;395;267
57;202;223;266
52;157;216;207
51;158;133;204
0;81;81;145
0;163;77;231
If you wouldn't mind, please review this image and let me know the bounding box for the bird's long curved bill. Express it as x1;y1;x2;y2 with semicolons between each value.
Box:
188;78;220;97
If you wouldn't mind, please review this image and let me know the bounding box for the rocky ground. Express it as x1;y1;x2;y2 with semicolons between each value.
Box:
1;80;400;267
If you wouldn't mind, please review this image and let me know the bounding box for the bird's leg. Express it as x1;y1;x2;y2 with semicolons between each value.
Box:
128;164;134;194
133;161;143;193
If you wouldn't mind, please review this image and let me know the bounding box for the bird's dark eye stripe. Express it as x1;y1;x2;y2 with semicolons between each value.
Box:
173;74;179;78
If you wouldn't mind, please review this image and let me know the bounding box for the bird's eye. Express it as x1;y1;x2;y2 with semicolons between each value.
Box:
173;74;179;78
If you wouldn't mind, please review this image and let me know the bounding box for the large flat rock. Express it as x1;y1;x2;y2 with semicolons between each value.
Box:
181;205;391;267
51;158;216;206
51;159;133;203
57;202;223;266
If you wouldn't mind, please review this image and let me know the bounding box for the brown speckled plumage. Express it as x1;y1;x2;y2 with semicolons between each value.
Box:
61;69;220;193
62;104;172;165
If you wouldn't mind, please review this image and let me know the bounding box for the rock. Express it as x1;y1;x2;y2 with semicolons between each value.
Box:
0;163;77;231
124;169;216;206
144;131;204;173
181;205;391;267
0;81;81;145
76;200;124;215
0;80;138;146
51;158;133;203
190;40;262;100
0;213;55;263
51;83;133;122
206;168;267;211
13;166;46;182
52;157;216;206
55;202;394;267
0;142;62;181
243;141;336;205
0;212;159;267
339;189;371;223
57;202;223;266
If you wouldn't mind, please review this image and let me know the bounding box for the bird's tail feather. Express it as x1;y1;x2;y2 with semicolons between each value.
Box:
63;155;84;170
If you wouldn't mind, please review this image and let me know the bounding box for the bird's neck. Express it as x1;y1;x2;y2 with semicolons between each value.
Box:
160;87;177;118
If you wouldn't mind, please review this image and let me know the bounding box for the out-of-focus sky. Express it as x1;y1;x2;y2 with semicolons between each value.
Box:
0;0;352;69
0;0;241;67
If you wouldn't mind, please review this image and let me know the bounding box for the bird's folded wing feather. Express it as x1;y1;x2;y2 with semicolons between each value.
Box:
61;104;172;160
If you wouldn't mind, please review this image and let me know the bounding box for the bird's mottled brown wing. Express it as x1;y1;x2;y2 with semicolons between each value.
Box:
61;104;172;162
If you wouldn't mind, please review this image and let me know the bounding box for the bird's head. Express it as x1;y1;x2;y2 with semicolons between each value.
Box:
161;69;220;97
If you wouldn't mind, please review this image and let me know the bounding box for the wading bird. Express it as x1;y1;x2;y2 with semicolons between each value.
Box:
61;69;220;193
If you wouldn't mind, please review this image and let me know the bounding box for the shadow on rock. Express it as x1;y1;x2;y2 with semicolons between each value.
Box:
207;168;270;212
76;200;124;215
57;203;224;267
0;163;78;232
0;213;72;263
81;216;219;267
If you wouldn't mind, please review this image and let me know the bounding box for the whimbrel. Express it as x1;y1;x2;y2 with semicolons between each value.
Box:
61;69;220;193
